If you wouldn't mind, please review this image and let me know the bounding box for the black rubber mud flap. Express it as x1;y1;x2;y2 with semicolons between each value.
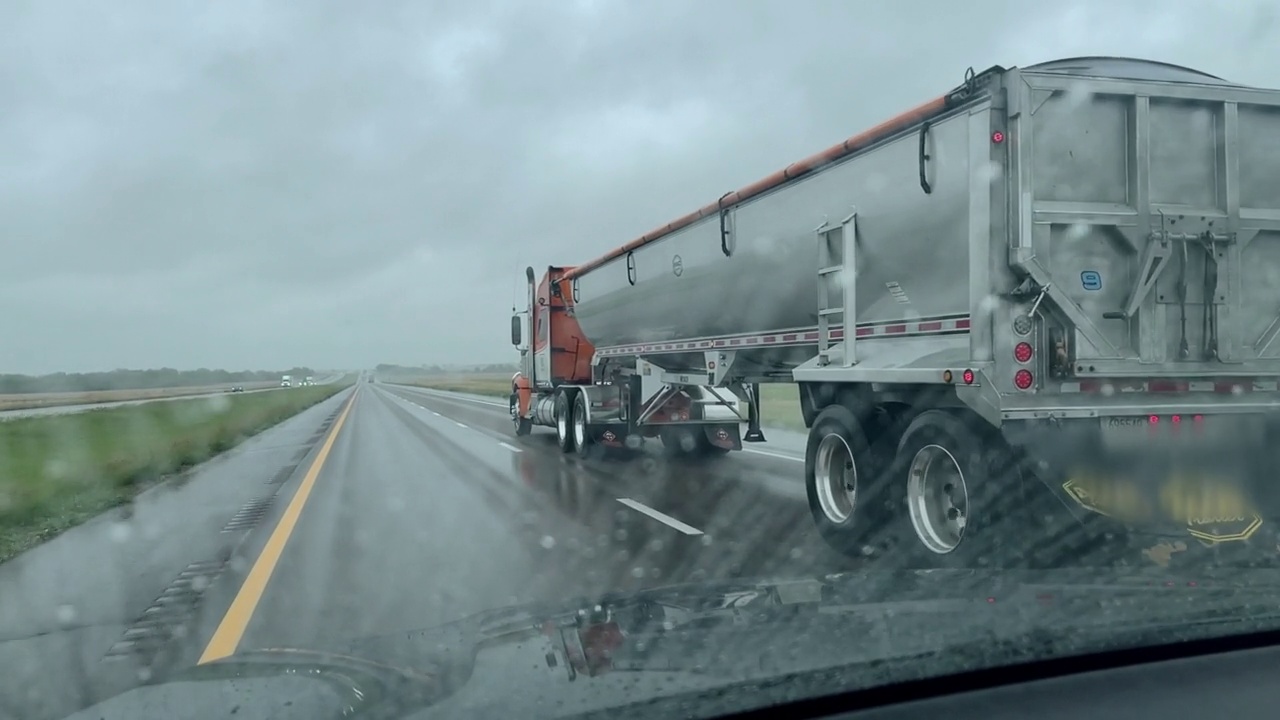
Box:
696;425;734;456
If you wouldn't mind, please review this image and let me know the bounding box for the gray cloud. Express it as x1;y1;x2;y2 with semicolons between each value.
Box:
0;0;1274;371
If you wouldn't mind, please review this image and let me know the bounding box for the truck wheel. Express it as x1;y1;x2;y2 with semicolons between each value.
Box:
659;427;699;457
805;405;890;559
572;392;593;455
892;409;1026;568
509;391;532;436
554;391;575;453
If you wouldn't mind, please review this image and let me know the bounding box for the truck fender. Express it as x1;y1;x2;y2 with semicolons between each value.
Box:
512;373;533;416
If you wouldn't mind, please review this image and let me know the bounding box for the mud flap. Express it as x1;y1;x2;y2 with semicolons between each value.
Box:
703;424;742;452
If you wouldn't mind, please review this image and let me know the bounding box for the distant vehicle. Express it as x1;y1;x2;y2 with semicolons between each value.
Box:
231;386;245;393
281;374;292;388
303;376;315;386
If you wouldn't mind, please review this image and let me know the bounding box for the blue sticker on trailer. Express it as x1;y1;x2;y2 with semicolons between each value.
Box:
1081;271;1102;291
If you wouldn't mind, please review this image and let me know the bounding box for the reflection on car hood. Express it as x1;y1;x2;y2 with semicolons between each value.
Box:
66;568;1280;720
61;648;444;720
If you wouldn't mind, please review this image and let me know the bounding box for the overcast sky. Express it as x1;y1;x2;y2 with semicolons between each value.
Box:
0;0;1275;373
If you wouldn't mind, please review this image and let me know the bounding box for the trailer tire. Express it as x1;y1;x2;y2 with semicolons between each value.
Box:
805;405;892;559
892;409;1027;568
554;391;575;453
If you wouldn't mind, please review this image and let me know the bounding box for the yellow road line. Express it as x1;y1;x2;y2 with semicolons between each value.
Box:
197;389;359;664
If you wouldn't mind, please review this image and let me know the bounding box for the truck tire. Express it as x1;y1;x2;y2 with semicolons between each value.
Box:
891;409;1029;568
509;391;532;437
805;405;892;559
659;427;699;457
554;391;575;453
572;392;593;455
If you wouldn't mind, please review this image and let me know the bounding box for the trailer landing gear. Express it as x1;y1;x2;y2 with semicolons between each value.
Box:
744;383;766;444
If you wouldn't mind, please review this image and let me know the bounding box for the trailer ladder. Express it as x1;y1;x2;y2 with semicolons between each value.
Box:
816;211;859;367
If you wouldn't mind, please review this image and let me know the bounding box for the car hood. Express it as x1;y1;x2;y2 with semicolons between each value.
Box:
64;567;1280;720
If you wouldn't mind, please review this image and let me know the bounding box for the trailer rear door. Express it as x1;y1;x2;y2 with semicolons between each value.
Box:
1007;60;1280;377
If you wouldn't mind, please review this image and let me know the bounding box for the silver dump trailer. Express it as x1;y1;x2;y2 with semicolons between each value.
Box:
513;57;1280;567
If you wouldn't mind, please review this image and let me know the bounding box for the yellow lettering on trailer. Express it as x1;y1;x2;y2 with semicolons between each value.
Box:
1065;471;1262;543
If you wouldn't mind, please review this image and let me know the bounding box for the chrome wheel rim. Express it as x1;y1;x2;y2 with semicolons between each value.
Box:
556;401;568;442
573;402;586;448
906;444;969;554
814;433;856;524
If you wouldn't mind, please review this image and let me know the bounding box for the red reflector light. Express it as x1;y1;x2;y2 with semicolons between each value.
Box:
1194;414;1204;423
991;131;1005;143
1171;414;1181;424
1149;415;1159;424
1014;342;1033;363
1013;369;1034;390
962;369;975;384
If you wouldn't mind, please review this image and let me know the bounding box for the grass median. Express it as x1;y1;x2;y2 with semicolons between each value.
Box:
0;383;349;563
0;383;280;412
403;374;806;431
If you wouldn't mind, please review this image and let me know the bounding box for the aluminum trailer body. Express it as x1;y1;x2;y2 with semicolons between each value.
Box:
512;57;1280;567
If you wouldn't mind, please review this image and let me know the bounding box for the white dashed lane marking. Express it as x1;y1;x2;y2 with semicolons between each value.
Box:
616;498;703;536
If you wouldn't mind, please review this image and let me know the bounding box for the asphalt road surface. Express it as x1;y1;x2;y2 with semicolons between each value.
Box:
190;383;846;659
1;380;859;719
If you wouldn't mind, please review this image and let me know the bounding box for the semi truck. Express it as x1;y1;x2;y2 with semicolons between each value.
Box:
509;56;1280;567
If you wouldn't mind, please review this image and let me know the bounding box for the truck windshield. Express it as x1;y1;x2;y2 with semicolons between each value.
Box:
7;5;1280;720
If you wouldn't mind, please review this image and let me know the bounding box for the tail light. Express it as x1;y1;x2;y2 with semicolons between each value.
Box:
1014;369;1034;390
1014;342;1034;363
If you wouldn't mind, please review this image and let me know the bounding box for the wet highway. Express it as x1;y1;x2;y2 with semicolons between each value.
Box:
10;380;1280;718
0;380;858;719
192;382;851;659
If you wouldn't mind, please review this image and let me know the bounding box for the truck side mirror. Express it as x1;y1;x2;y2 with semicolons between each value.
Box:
511;315;522;346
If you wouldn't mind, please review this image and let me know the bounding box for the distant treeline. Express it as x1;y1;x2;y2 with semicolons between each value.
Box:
376;363;515;376
0;367;318;395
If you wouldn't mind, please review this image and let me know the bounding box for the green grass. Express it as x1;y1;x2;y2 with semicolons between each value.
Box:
406;375;806;431
0;383;349;563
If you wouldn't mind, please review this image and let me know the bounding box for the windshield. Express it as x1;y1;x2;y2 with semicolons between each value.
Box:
5;2;1280;720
